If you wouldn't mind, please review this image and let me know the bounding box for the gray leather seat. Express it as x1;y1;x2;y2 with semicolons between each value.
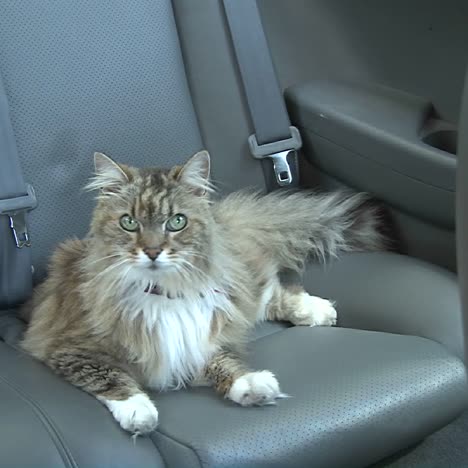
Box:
0;1;466;467
153;326;465;468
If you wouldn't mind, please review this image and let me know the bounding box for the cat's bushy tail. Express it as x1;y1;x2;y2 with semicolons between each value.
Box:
217;190;388;272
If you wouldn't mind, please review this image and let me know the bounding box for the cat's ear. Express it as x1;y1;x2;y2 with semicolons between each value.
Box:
87;152;129;192
177;150;211;196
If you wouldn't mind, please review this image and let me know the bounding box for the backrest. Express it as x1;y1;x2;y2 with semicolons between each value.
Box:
0;0;240;280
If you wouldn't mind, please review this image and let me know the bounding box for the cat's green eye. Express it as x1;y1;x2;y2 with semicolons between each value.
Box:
119;214;139;232
166;213;187;232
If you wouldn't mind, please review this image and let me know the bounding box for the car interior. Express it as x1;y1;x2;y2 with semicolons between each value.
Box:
1;1;468;467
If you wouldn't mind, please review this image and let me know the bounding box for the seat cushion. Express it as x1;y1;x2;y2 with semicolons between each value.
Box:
302;252;464;360
151;327;467;468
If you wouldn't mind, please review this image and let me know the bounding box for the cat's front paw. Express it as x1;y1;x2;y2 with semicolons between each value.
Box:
227;371;288;406
101;393;159;435
293;293;337;327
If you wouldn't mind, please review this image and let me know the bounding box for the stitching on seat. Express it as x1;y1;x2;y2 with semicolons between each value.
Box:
0;373;78;468
153;428;204;468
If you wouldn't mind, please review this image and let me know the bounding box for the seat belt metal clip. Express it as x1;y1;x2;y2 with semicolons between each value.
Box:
248;126;302;186
0;183;37;248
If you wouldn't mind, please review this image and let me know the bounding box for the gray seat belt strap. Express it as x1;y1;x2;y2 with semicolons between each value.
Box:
223;0;302;188
0;75;37;309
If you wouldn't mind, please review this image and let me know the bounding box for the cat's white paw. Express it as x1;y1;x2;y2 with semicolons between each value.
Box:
227;370;287;406
293;293;337;327
100;393;159;435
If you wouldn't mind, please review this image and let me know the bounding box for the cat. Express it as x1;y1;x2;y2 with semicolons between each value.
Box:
21;150;385;435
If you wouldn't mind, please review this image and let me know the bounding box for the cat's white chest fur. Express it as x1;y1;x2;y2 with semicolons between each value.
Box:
131;288;229;390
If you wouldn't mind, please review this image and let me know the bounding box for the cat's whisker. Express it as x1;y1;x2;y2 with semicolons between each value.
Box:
174;256;202;272
117;265;134;294
102;264;131;294
171;262;191;281
178;267;198;285
87;253;123;267
171;259;198;281
175;258;210;284
178;248;209;257
185;257;245;295
89;258;130;283
179;251;210;263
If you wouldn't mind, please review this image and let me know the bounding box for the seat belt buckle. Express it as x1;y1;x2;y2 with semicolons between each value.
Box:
0;184;37;248
248;126;302;186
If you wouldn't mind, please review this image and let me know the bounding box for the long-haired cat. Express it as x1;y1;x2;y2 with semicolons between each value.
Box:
21;151;385;435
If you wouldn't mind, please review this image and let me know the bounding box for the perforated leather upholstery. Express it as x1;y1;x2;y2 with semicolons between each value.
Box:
153;327;466;468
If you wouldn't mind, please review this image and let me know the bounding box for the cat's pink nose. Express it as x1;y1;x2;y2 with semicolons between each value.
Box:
143;247;162;261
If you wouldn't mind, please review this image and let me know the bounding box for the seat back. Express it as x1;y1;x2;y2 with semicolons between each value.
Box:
0;0;203;280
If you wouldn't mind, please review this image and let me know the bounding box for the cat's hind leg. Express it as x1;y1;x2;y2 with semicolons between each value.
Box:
266;283;337;327
48;348;158;435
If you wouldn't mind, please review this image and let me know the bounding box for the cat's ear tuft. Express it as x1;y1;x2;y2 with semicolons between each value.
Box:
177;150;212;196
94;152;129;183
87;152;129;193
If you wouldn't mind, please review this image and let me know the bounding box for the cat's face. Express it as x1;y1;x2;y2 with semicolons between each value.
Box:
87;151;213;285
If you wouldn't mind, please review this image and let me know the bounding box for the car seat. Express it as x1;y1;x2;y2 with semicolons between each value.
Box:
0;2;466;467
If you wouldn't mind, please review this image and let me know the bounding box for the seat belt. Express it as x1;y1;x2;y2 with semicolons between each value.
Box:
0;74;37;309
223;0;302;190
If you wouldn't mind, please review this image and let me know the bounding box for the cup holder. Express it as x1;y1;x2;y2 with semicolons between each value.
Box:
422;129;457;155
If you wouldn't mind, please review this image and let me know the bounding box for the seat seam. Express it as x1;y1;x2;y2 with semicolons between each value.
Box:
249;322;291;342
0;372;78;468
153;428;204;468
250;323;298;345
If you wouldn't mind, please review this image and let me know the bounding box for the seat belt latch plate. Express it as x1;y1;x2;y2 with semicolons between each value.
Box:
0;183;37;248
248;126;302;187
